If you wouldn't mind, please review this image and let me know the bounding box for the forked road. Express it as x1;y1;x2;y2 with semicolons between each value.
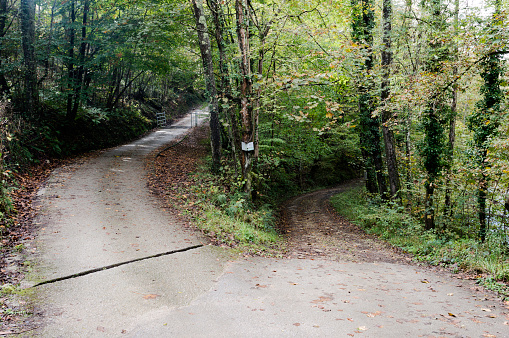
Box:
29;111;508;337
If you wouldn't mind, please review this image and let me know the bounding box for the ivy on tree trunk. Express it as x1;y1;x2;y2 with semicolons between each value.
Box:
351;0;387;198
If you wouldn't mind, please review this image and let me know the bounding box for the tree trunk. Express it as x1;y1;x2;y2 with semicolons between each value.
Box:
20;0;38;115
208;0;239;172
381;0;400;201
468;0;504;241
71;0;90;118
191;0;221;171
352;0;387;197
444;0;459;216
0;0;10;95
66;0;77;121
425;182;435;230
235;0;254;196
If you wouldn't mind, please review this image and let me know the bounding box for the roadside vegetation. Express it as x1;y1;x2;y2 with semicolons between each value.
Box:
331;186;509;299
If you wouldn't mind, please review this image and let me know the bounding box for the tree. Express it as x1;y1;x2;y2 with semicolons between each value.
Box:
380;0;400;201
190;0;221;170
235;0;255;196
351;0;387;197
420;0;450;230
19;0;38;115
0;0;11;95
467;0;505;241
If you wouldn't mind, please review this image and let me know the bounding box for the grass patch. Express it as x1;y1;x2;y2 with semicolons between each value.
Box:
186;166;284;256
330;186;509;299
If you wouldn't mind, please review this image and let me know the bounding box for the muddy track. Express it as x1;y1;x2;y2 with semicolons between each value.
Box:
281;180;410;264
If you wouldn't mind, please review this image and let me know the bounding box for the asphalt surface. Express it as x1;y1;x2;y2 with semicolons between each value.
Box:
27;111;509;337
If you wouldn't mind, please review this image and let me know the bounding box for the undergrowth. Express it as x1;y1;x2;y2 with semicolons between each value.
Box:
184;163;284;256
330;186;509;299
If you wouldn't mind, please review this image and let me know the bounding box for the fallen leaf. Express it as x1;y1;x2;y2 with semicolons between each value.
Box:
448;313;457;317
293;323;301;326
358;326;368;331
143;294;159;299
482;308;492;312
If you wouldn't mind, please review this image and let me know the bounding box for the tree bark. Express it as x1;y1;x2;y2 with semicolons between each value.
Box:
71;0;90;118
191;0;221;171
208;0;240;174
235;0;254;196
352;0;387;197
444;0;459;216
66;0;77;121
20;0;38;115
381;0;400;201
0;0;10;95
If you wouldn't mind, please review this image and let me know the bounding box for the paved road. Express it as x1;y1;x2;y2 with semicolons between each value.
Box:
28;111;509;337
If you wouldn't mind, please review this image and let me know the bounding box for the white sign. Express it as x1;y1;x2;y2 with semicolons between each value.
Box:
242;142;254;152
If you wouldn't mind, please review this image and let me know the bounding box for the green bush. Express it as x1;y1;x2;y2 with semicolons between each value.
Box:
330;186;509;293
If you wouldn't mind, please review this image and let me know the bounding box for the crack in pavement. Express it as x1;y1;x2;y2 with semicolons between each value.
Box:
31;244;204;288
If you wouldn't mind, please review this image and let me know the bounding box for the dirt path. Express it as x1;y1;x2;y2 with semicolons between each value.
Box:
281;181;407;263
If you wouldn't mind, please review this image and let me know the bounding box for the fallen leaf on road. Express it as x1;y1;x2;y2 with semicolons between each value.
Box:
358;326;368;331
311;296;332;303
143;294;159;299
482;308;492;312
448;313;457;317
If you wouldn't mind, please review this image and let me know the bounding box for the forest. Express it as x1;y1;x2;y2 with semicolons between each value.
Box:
1;0;509;288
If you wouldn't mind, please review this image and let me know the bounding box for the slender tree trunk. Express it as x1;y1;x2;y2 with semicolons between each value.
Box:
20;0;38;115
66;0;76;121
208;0;239;173
71;0;90;118
425;182;435;230
191;0;221;171
235;0;254;196
352;0;387;197
0;0;10;95
422;0;448;230
444;0;459;216
381;0;400;201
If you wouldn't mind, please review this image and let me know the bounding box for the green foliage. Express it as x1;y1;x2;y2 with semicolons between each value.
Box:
183;164;282;255
477;277;509;300
420;106;447;179
331;186;509;295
